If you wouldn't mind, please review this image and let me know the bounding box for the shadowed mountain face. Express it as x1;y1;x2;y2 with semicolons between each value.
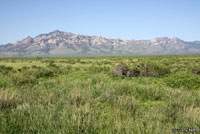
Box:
0;30;200;57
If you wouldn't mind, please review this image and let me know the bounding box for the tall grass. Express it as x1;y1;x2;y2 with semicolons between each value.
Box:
0;55;200;133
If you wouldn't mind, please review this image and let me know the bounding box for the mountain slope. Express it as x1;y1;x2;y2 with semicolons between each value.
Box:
0;30;200;57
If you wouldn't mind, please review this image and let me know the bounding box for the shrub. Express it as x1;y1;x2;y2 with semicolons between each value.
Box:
110;62;133;77
31;68;54;79
191;67;200;75
110;62;170;77
80;61;87;64
11;72;38;86
164;73;200;90
103;61;112;65
48;61;59;68
12;67;56;86
18;66;30;72
139;62;170;77
0;65;13;75
67;59;76;64
66;64;72;69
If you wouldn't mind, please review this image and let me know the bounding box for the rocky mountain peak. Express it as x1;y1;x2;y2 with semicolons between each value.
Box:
14;36;33;46
1;30;200;57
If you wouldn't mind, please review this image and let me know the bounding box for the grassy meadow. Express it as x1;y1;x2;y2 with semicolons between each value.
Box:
0;55;200;134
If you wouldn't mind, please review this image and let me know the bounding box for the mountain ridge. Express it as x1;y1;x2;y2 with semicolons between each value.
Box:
0;30;200;57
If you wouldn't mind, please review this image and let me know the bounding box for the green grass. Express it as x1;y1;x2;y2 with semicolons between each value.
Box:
0;55;200;133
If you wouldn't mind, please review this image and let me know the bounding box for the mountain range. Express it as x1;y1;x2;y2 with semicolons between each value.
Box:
0;30;200;57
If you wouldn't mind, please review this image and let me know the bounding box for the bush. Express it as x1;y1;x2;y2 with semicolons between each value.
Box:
11;72;38;86
12;67;56;86
18;66;30;72
48;61;59;68
110;62;134;77
67;59;76;64
31;68;54;79
110;62;170;77
0;65;13;75
31;65;42;69
139;62;170;77
164;73;200;90
66;65;72;70
191;67;200;75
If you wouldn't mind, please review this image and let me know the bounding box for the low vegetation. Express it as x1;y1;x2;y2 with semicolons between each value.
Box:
0;55;200;133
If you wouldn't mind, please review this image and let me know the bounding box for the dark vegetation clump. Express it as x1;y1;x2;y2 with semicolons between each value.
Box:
110;62;137;77
139;62;171;77
0;65;13;75
31;65;42;69
110;62;170;77
48;61;59;68
31;68;54;79
12;66;60;86
17;66;30;72
191;66;200;75
11;72;38;86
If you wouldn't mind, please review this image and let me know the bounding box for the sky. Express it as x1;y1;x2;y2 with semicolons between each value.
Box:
0;0;200;44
